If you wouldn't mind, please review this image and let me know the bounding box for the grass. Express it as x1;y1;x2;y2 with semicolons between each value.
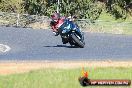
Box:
86;21;132;35
0;67;131;88
79;12;132;35
98;12;132;35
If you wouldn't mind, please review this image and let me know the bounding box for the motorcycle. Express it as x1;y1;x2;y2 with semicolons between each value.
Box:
58;19;85;48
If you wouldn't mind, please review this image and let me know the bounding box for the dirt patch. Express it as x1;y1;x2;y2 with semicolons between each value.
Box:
0;60;132;75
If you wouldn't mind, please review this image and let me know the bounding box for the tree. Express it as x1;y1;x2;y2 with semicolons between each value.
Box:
101;0;132;19
0;0;24;14
0;0;131;20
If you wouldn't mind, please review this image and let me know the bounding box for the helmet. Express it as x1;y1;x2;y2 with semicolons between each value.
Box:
51;13;60;22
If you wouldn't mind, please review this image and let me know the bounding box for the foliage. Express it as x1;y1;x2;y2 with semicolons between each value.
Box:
106;0;132;19
59;0;103;21
0;0;131;20
0;0;24;14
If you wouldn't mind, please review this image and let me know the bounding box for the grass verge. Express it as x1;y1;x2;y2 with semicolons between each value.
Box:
0;67;131;88
80;12;132;35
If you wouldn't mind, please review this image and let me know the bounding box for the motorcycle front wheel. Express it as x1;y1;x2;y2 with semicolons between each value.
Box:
71;33;85;48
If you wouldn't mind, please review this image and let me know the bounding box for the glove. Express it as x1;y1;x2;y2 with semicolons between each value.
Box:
53;32;59;36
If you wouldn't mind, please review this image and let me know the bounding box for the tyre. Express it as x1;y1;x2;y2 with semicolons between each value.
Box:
71;34;85;48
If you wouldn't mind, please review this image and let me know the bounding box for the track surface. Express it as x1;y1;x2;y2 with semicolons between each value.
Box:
0;27;132;60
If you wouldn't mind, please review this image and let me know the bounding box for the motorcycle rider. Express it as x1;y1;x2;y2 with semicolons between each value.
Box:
50;13;65;36
50;12;83;44
50;12;68;44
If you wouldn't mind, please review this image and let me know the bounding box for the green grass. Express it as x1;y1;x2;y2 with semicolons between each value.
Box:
0;67;132;88
79;12;132;35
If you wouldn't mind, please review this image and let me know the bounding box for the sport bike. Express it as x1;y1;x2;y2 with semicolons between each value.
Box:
58;19;85;48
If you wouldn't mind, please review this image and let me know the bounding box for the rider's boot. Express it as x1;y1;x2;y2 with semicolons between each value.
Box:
62;37;68;44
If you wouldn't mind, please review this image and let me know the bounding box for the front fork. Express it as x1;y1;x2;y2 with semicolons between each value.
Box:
72;24;84;41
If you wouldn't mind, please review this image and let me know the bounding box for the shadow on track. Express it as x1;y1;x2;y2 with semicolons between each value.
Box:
43;45;79;48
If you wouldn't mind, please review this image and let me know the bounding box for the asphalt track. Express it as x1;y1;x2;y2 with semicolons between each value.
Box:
0;27;132;61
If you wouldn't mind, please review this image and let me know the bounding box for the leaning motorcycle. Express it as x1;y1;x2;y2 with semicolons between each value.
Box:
58;19;85;48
